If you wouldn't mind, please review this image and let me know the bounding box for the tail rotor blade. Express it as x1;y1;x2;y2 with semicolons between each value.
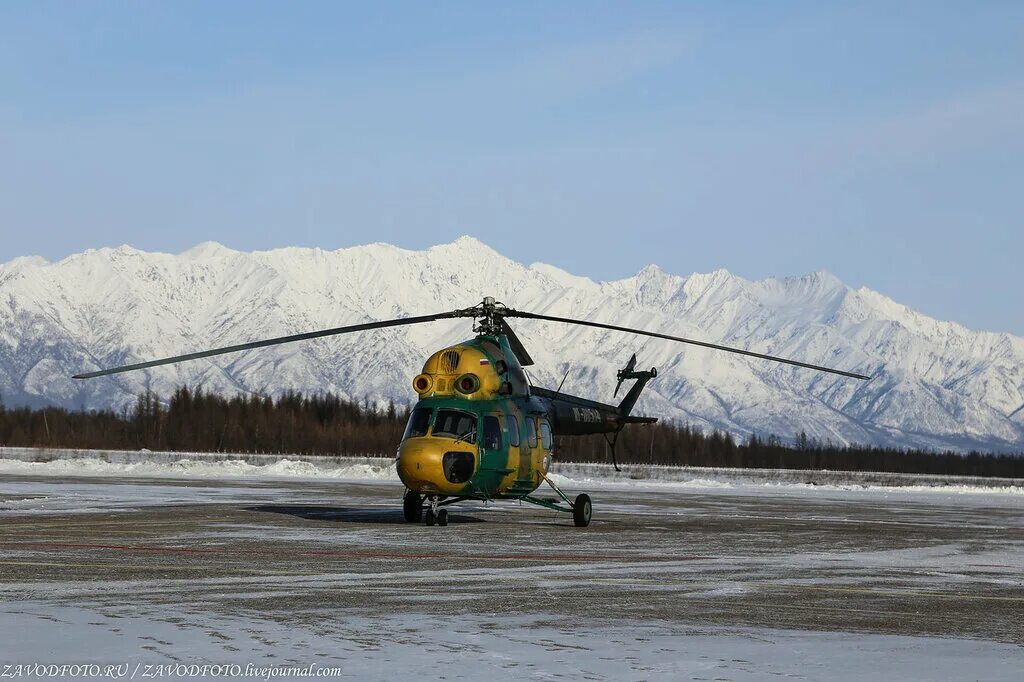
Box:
614;354;637;398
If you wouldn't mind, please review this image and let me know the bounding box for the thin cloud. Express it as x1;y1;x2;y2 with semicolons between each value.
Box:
498;30;695;100
807;81;1024;169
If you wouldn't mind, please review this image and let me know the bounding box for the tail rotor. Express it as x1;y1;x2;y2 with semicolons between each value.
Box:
614;353;637;398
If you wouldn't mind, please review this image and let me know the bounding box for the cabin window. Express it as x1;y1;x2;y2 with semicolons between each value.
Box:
482;416;502;450
506;415;520;447
540;420;553;450
527;417;538;448
403;407;432;440
432;409;477;444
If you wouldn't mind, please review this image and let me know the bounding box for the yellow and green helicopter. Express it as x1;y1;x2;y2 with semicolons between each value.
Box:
74;297;869;527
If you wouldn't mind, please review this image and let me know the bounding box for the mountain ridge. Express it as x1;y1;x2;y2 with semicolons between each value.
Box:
1;236;1021;453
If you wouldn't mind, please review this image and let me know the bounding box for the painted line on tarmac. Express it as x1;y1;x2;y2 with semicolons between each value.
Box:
0;558;316;574
0;519;197;531
786;584;1024;603
0;557;212;569
713;512;1014;531
0;541;716;564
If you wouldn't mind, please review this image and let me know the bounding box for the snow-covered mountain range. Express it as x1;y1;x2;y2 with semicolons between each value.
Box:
1;237;1021;452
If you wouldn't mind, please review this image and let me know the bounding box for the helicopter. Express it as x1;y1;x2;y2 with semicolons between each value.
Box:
74;297;870;528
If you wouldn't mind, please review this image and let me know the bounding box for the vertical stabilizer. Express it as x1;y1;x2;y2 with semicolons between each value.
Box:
616;357;657;417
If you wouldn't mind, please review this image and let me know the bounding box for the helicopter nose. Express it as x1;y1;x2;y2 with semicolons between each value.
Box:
397;439;476;495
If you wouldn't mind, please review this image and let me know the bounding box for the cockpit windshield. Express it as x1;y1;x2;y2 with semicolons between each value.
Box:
432;409;477;444
403;407;432;440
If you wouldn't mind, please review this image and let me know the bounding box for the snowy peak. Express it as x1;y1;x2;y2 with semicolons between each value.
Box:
430;234;496;254
0;240;1021;453
528;262;598;290
180;241;238;260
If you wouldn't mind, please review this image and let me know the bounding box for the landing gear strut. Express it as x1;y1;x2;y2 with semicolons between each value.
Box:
520;475;593;527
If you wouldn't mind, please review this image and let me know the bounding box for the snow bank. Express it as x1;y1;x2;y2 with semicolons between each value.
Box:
0;447;398;482
1;447;1021;496
549;461;1024;496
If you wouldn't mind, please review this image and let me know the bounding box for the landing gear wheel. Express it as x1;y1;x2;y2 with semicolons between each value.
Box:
572;493;592;527
403;490;422;523
437;509;449;526
424;509;436;526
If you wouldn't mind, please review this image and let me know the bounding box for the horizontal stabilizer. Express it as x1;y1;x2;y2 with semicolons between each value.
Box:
623;416;658;424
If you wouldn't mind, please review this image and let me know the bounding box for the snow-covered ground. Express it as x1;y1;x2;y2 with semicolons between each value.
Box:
1;602;1020;681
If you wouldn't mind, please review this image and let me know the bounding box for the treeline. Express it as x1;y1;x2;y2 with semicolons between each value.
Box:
555;427;1024;478
0;389;1021;477
0;388;406;456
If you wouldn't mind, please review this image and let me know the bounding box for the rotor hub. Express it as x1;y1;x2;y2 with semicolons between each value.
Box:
461;296;508;336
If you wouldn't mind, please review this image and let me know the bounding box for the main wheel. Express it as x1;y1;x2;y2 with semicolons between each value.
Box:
572;493;592;527
424;508;436;526
437;509;449;527
403;490;422;523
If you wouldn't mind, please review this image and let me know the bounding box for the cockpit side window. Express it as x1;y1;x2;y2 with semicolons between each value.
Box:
432;409;477;444
403;407;432;440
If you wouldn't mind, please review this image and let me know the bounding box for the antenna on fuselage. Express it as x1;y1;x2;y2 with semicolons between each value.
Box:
555;367;570;396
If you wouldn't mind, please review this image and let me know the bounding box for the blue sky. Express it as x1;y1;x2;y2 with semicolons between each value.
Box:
2;2;1022;333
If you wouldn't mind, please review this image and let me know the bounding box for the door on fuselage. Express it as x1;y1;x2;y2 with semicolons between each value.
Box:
480;413;504;472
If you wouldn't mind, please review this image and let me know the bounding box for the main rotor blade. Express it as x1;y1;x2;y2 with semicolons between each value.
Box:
506;310;871;380
73;311;464;379
499;319;535;366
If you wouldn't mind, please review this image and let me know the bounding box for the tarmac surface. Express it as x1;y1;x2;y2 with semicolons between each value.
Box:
1;474;1021;647
1;471;1023;680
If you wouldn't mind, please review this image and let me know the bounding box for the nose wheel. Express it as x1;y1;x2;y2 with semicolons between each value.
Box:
419;495;448;526
425;508;449;526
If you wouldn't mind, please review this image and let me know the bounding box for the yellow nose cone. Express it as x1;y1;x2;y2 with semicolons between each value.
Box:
397;438;477;496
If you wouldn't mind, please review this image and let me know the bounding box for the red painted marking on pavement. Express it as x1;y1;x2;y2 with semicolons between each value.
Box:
1;541;714;564
969;564;1015;569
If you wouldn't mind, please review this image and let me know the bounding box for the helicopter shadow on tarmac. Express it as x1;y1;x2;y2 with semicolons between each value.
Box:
245;504;486;524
